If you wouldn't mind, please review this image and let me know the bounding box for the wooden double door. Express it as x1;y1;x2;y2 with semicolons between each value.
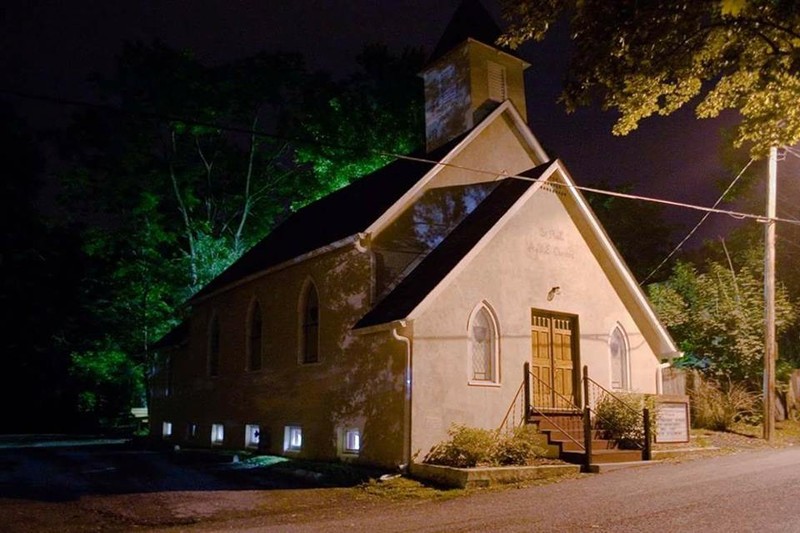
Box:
530;311;579;410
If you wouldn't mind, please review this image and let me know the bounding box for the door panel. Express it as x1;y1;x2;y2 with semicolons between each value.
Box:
531;311;577;410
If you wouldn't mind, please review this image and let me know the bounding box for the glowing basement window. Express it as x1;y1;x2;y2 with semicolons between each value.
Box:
344;429;360;454
211;423;225;445
284;426;302;452
245;424;261;449
162;421;173;438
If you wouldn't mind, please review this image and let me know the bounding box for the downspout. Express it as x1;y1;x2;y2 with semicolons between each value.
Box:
656;362;671;395
392;320;412;471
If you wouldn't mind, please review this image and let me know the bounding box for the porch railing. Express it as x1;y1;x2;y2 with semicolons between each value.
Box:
583;366;652;460
524;362;587;456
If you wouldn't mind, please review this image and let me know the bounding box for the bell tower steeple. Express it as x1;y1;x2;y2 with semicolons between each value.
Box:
421;0;530;152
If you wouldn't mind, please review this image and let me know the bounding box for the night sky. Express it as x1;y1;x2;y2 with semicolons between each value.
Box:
3;0;798;244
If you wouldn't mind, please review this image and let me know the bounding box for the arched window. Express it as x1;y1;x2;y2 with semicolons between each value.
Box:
248;301;263;371
609;325;629;390
300;282;320;364
469;303;499;383
208;314;220;377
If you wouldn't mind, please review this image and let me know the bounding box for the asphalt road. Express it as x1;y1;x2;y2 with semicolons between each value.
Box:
1;437;798;532
212;447;800;533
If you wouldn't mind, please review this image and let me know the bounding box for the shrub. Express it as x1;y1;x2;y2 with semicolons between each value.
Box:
424;423;546;468
690;379;760;431
492;425;545;466
424;424;496;468
594;392;655;448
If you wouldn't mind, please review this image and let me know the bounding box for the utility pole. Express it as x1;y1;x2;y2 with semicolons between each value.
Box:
763;146;777;442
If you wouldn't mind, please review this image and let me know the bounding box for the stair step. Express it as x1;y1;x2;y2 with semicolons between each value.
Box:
559;448;643;464
589;460;661;473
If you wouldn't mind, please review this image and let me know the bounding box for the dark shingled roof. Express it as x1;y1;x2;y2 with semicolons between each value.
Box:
355;162;553;329
192;137;466;301
429;0;505;63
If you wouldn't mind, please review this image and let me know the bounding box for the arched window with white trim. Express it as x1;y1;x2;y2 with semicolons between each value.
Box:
300;281;320;364
468;303;499;383
609;324;629;390
248;300;263;371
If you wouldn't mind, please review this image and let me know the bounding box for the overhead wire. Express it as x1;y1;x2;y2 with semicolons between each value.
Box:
4;88;800;236
639;157;754;284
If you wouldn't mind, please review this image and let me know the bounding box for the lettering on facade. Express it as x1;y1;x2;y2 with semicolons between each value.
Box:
526;228;575;259
655;401;690;443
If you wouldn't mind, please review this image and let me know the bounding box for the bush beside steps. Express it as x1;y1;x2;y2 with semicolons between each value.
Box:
412;424;578;488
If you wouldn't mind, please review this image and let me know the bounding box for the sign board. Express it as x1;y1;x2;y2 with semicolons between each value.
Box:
655;401;690;443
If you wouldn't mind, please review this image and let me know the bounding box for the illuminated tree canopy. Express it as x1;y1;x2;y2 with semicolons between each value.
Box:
499;0;800;155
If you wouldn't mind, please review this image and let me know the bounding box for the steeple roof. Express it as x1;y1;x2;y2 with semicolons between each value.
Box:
429;0;505;63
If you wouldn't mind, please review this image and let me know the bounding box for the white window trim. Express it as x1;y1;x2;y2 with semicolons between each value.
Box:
609;323;631;391
466;301;501;386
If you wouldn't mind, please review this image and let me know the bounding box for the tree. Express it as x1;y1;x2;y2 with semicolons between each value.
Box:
59;43;314;426
499;0;800;156
288;44;425;198
648;252;796;385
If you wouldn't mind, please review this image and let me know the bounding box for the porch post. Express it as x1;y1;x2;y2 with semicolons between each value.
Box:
643;407;652;461
523;362;531;419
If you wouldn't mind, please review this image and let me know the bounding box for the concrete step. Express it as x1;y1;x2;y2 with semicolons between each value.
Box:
560;448;644;465
589;460;662;473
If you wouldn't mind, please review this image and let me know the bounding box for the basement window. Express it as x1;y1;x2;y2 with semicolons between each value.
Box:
343;428;361;455
211;423;225;445
245;424;261;449
162;421;173;438
283;426;302;453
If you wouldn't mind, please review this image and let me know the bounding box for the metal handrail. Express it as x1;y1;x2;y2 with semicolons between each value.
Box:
526;364;582;413
585;375;642;416
582;367;649;454
524;363;585;451
497;380;525;434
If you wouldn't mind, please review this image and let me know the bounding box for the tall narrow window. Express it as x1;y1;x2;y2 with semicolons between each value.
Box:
610;325;629;390
248;301;263;371
208;315;220;377
469;303;499;383
300;283;320;364
487;61;507;103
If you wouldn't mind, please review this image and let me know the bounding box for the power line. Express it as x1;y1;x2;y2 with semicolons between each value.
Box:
5;87;800;230
639;158;754;284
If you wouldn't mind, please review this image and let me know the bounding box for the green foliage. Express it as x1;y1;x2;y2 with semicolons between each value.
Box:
424;424;545;467
690;379;760;431
499;0;800;156
424;424;497;468
648;254;796;385
71;348;145;426
290;44;425;198
594;392;655;448
492;425;546;466
55;41;429;429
